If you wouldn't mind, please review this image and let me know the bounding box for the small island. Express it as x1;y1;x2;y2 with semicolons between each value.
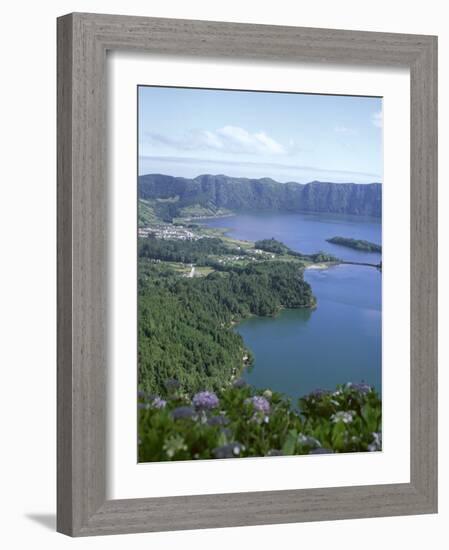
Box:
326;236;381;253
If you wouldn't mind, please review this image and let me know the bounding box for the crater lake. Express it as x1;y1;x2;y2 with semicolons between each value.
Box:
199;212;382;401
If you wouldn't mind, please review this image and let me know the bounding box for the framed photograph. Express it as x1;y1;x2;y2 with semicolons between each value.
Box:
57;13;437;536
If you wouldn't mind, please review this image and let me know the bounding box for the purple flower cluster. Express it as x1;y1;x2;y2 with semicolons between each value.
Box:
246;395;271;414
351;382;372;394
171;406;195;420
207;415;229;427
192;391;219;411
152;397;167;409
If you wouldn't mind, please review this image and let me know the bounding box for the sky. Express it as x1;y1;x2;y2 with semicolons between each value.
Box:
138;86;382;184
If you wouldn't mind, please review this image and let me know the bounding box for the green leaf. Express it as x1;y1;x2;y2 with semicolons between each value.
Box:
331;422;346;450
282;429;298;456
361;404;380;432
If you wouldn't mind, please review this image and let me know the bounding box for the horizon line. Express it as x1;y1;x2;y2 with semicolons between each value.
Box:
138;155;382;184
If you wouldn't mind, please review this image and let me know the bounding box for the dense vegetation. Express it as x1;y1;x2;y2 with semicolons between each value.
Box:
255;238;291;255
255;237;339;263
138;381;382;461
138;199;158;226
139;174;382;220
326;236;382;253
138;259;315;395
139;236;243;265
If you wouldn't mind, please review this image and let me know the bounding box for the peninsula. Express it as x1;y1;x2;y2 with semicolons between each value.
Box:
326;236;382;253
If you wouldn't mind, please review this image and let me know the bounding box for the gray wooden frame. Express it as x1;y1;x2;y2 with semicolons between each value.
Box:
57;12;438;537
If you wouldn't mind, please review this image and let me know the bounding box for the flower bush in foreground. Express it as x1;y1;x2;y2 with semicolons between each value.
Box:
192;391;220;411
138;381;381;462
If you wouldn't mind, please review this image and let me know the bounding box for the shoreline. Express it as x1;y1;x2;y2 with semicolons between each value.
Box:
177;212;236;222
305;262;332;270
174;208;382;223
194;219;380;270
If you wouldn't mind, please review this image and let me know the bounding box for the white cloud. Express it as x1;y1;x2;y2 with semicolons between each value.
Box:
216;126;286;154
254;131;286;154
199;130;222;150
145;126;288;156
372;111;383;128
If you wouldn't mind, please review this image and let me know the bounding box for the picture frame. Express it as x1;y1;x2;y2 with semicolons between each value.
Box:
57;12;437;536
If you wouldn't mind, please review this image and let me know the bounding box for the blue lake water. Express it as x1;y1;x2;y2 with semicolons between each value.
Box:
200;211;381;264
199;212;382;401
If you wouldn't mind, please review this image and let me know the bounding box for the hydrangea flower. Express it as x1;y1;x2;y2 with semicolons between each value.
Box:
263;389;273;400
351;382;372;394
192;391;219;410
331;411;354;424
171;406;195;420
245;395;270;414
151;397;167;409
207;415;229;426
